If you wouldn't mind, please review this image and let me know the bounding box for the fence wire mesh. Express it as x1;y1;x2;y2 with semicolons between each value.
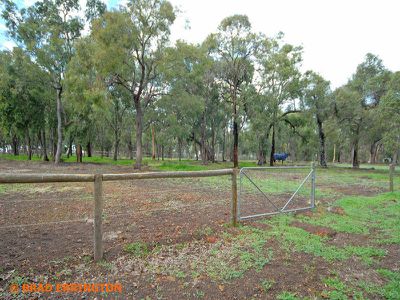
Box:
0;176;232;265
239;167;314;220
101;177;231;250
0;164;397;266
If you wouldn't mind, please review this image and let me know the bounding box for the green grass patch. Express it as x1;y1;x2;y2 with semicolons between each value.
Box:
262;215;387;264
260;279;274;292
276;291;302;300
299;192;400;243
204;230;273;281
123;242;150;258
378;269;400;300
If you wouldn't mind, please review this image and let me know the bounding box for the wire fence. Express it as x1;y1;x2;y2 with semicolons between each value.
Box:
0;169;236;262
0;164;397;264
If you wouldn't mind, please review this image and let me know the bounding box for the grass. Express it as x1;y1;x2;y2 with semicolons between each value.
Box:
260;279;274;292
321;276;364;299
276;292;302;300
123;242;150;258
203;230;273;281
299;192;400;244
260;215;387;264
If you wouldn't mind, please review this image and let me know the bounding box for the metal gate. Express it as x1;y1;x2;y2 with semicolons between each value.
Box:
238;164;316;220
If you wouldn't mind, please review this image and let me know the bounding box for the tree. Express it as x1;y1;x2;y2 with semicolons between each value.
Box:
210;15;257;168
380;71;400;163
0;48;49;160
91;0;176;169
303;71;332;167
1;0;87;163
335;53;389;168
254;34;303;166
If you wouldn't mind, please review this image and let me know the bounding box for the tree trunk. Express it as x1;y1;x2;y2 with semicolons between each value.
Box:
222;125;226;162
317;117;327;168
127;125;133;160
67;136;73;158
55;88;63;164
26;129;32;160
332;144;336;163
211;123;216;163
151;125;156;160
113;129;119;161
193;139;198;161
352;138;360;168
161;145;164;161
178;138;182;161
12;134;19;156
134;99;143;169
86;141;92;157
49;127;55;161
369;140;381;164
76;144;82;163
257;137;267;165
375;144;382;163
41;129;49;161
200;114;208;165
233;116;239;168
269;124;276;166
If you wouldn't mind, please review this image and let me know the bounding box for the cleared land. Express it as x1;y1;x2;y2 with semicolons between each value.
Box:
0;158;399;299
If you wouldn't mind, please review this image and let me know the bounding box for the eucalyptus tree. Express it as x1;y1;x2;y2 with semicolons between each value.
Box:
66;36;131;162
303;71;332;167
335;53;389;168
91;0;176;169
254;34;303;165
209;15;257;168
0;48;49;160
1;0;85;163
380;71;400;163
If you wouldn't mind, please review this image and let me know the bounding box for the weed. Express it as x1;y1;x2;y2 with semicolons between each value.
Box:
378;269;400;300
97;260;114;271
277;291;301;300
194;289;205;298
124;242;150;257
344;246;386;265
10;274;29;286
82;255;92;264
260;279;274;292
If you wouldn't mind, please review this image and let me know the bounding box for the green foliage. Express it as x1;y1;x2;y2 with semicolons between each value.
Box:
124;242;150;257
260;279;274;292
378;269;400;300
276;292;301;300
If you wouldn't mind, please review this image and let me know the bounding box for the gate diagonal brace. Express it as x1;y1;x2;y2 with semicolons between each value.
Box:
241;170;280;211
281;170;313;211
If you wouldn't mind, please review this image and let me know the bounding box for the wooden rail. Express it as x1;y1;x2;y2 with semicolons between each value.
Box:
0;168;237;261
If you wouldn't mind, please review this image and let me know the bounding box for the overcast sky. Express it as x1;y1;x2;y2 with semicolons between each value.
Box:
1;0;399;88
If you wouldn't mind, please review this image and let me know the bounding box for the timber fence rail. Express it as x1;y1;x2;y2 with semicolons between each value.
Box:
0;168;238;261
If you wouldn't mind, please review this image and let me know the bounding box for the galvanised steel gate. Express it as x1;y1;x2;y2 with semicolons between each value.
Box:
238;164;316;220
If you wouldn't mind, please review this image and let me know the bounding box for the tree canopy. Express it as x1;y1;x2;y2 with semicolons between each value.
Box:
0;1;398;167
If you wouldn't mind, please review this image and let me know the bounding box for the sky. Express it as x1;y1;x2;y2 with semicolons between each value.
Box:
1;0;400;88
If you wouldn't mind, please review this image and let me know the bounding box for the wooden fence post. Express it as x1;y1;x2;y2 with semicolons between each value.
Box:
94;174;103;261
389;164;395;192
231;168;238;227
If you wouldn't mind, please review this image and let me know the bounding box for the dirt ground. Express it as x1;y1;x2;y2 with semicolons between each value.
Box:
0;159;398;299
